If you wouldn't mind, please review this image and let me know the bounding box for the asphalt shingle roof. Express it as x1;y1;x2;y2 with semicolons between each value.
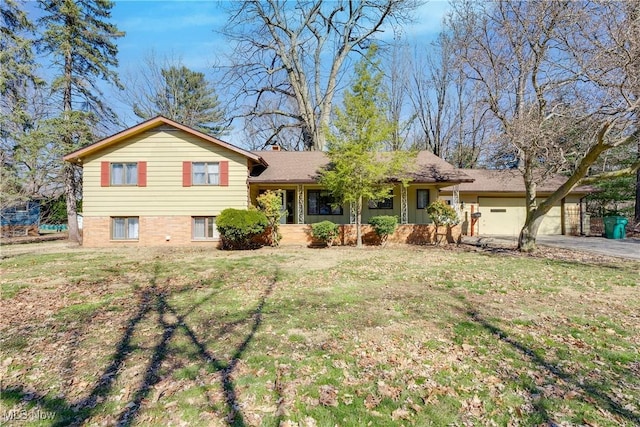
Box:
249;150;474;184
452;169;594;194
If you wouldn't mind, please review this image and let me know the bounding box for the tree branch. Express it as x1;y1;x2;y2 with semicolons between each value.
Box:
579;160;640;184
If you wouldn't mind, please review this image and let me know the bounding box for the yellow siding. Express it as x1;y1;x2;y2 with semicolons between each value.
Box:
361;186;400;223
82;129;249;216
407;186;436;224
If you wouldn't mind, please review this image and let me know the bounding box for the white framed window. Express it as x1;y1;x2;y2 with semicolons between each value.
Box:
193;216;219;240
112;217;139;240
192;162;220;185
111;163;138;185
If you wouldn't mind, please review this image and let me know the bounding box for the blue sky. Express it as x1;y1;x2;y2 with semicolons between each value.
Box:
112;1;229;74
112;0;451;74
102;1;452;138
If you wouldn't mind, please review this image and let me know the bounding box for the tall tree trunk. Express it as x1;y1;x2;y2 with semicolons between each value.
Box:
301;124;315;151
64;164;81;243
635;137;640;222
63;35;80;243
356;196;363;248
518;161;539;252
518;211;545;252
314;110;330;151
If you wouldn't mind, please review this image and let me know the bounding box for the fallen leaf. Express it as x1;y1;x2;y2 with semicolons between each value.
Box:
377;380;401;401
301;416;318;427
364;394;381;409
318;385;338;407
391;407;411;421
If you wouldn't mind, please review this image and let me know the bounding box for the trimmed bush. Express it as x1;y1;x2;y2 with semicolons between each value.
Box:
426;200;459;227
369;215;398;245
311;221;339;246
256;190;285;247
216;208;269;250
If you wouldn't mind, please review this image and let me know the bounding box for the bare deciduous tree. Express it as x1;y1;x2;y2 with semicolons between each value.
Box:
568;1;640;222
449;0;639;251
381;38;414;151
407;30;491;166
219;0;419;151
408;33;456;157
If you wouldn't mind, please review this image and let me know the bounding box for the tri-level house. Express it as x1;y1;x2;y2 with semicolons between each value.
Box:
64;116;590;247
64;116;266;246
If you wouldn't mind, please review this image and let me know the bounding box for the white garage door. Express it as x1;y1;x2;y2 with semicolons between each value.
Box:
478;198;562;236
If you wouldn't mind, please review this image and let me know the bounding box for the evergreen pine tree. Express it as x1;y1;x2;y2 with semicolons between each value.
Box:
1;0;44;205
133;65;229;136
320;45;414;247
38;0;124;243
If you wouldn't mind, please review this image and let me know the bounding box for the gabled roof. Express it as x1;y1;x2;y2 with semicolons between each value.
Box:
63;116;267;165
407;151;475;184
248;150;473;184
443;169;594;195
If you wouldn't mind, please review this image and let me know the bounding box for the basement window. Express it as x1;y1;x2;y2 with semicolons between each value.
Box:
111;217;139;240
193;216;219;240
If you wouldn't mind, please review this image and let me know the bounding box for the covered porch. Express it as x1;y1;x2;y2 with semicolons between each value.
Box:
249;183;463;246
249;183;453;226
247;149;472;245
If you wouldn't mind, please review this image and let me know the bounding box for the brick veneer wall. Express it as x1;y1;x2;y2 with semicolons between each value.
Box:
279;224;461;246
82;216;220;247
82;217;461;247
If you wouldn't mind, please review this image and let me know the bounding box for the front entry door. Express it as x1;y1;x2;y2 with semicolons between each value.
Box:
285;190;295;224
280;190;296;224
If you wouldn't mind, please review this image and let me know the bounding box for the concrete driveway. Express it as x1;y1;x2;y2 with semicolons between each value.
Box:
476;235;640;260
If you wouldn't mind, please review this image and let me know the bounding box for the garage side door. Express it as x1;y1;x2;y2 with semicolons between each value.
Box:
478;197;525;236
538;204;562;235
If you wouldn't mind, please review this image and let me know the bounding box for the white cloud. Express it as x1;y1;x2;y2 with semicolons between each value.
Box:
378;0;451;42
405;1;452;37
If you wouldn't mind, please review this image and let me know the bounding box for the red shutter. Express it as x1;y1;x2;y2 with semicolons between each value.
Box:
138;162;147;187
182;162;192;187
101;162;110;187
220;161;229;186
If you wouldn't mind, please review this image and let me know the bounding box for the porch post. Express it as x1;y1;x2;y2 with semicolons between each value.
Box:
297;185;305;224
452;184;461;218
401;185;408;224
350;201;356;224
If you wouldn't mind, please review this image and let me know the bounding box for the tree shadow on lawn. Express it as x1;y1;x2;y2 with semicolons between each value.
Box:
455;297;640;425
1;264;277;427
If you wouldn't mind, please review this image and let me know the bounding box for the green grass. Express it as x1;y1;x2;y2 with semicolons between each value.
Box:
1;282;28;299
0;244;638;426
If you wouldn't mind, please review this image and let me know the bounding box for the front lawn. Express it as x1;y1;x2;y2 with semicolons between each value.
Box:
1;244;639;426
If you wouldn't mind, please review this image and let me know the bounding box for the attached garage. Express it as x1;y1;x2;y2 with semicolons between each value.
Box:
478;197;562;236
439;169;593;237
